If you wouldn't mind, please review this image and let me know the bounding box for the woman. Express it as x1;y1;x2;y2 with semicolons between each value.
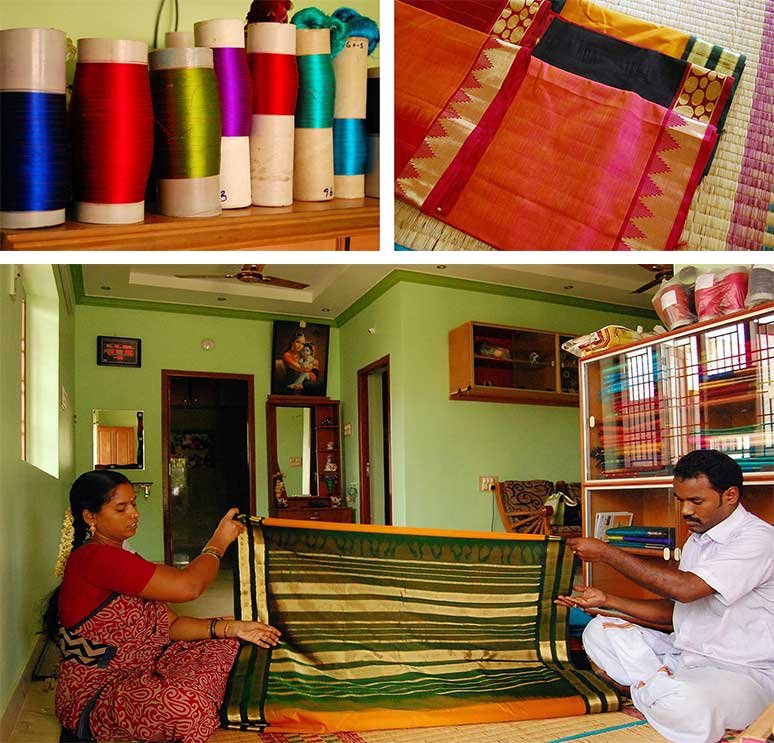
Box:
277;332;319;393
44;470;281;743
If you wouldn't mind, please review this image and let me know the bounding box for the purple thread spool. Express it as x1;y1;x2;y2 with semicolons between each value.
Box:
194;19;252;208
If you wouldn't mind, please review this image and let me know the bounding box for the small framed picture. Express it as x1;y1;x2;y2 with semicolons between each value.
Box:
97;336;142;367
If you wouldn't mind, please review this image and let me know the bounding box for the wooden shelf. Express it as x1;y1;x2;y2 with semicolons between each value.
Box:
1;198;379;251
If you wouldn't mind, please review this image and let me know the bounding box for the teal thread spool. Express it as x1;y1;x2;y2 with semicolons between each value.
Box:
293;28;335;201
332;35;369;198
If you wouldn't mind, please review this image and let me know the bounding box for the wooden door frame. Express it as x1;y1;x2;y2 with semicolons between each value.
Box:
161;369;256;565
357;356;391;524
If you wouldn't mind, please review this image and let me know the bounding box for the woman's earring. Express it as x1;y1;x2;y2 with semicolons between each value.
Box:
88;523;96;538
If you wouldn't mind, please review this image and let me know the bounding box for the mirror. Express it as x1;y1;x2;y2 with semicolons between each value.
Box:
92;409;145;470
275;407;314;495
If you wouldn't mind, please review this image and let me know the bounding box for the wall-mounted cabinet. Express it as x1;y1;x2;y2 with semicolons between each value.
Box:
580;303;774;598
449;321;579;405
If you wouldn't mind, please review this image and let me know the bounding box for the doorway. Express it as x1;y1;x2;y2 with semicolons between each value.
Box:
357;356;392;524
161;370;255;567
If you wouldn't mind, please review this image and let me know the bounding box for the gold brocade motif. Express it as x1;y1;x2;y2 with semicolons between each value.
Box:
491;0;546;44
396;37;521;209
674;64;728;123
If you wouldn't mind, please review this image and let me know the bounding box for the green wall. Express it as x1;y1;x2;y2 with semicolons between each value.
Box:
1;0;381;67
338;279;655;532
73;304;340;561
0;265;75;719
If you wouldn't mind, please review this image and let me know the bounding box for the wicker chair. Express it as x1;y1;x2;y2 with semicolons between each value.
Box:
495;479;582;537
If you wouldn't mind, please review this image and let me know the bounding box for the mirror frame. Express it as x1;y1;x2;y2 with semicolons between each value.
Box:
266;395;336;505
92;409;145;470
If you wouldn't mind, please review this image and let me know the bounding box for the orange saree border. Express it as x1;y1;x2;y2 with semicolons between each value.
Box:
264;696;589;733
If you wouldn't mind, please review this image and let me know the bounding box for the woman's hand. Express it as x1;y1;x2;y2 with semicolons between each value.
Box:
232;621;282;649
208;508;246;553
555;584;608;610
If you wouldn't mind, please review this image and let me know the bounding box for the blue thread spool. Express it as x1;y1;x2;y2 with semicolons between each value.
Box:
332;36;368;198
0;28;68;229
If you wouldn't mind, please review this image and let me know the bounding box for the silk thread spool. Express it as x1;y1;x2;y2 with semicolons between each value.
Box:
70;39;153;224
365;66;379;198
331;9;379;199
247;22;297;206
293;27;335;201
195;19;252;209
332;36;368;198
0;28;68;229
149;47;222;217
652;280;695;331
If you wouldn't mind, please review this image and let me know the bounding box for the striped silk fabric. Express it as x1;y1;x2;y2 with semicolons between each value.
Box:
222;518;619;733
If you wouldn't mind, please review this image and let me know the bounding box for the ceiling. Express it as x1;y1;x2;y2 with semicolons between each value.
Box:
78;264;667;320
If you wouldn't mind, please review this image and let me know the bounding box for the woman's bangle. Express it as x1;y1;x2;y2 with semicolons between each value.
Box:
209;618;218;639
223;621;233;639
201;546;222;561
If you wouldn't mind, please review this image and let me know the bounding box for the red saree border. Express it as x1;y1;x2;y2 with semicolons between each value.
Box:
422;44;533;217
666;125;718;248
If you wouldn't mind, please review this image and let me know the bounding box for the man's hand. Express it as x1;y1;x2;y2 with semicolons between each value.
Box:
566;536;611;562
555;584;607;610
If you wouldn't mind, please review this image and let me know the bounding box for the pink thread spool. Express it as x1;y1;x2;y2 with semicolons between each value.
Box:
652;279;695;331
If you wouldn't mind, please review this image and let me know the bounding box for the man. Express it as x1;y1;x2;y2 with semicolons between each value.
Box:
557;449;773;743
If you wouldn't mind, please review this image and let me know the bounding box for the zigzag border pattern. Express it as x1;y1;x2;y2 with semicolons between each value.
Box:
618;110;710;250
396;37;520;209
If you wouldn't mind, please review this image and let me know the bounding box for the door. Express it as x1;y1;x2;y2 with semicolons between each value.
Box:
161;371;256;567
357;356;392;525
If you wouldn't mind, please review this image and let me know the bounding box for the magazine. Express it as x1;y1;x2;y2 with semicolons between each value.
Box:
593;511;633;540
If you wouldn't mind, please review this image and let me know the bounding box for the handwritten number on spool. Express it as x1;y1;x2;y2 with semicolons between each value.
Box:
220;190;227;202
346;39;367;49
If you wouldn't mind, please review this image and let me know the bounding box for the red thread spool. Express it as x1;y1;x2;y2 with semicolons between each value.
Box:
249;52;299;115
70;39;153;224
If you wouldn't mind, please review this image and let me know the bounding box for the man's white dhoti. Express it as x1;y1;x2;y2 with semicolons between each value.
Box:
583;615;770;743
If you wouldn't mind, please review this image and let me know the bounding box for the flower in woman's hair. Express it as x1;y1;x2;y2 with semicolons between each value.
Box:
54;508;75;577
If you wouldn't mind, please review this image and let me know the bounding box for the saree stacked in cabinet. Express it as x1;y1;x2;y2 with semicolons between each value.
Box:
221;517;619;734
395;0;745;250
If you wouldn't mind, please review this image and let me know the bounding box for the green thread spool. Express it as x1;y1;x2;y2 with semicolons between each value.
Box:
150;67;221;178
296;54;335;129
149;47;222;217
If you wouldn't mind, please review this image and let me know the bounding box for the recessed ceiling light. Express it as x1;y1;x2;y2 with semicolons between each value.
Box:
217;297;227;302
100;285;111;291
563;285;575;290
436;265;447;270
321;307;331;313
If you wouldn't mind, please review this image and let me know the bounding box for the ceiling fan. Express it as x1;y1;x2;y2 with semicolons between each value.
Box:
174;265;309;290
632;264;674;294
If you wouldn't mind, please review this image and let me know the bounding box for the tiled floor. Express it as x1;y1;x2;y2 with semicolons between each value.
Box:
8;571;234;743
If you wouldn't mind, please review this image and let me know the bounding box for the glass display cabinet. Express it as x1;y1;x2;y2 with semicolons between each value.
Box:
580;303;774;597
449;321;579;405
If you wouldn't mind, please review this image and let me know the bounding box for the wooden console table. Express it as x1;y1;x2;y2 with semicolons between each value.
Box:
1;198;379;251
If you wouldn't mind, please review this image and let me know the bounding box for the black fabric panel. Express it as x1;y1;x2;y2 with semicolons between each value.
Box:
533;17;687;108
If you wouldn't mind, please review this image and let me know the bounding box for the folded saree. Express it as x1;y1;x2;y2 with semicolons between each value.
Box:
222;518;619;733
395;0;743;250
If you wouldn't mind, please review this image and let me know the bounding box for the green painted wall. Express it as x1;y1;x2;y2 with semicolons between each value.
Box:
338;281;655;532
1;0;381;67
74;304;340;561
0;265;75;719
